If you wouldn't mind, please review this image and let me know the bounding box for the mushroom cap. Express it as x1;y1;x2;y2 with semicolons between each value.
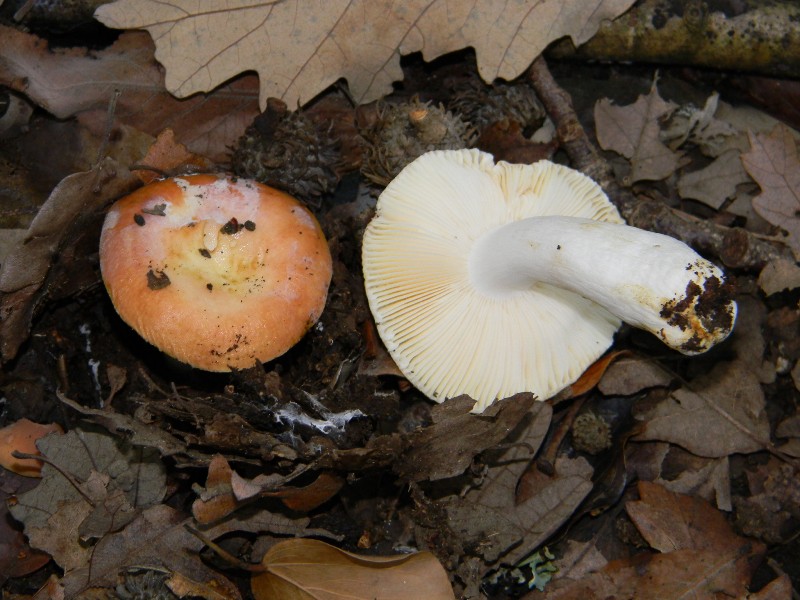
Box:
362;149;624;410
100;174;332;371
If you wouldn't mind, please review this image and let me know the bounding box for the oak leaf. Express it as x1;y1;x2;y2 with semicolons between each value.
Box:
633;360;770;457
594;78;681;182
741;124;800;259
95;0;637;110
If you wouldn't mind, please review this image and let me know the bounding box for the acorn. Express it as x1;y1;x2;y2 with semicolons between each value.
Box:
450;81;545;133
571;412;612;455
230;98;341;200
361;98;475;186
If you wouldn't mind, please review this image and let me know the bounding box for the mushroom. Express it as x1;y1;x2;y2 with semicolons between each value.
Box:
100;174;332;371
0;419;63;477
362;149;736;412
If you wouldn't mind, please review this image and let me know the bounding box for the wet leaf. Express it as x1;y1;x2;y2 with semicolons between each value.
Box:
633;360;770;457
741;123;800;259
595;78;681;182
95;0;636;109
251;538;455;600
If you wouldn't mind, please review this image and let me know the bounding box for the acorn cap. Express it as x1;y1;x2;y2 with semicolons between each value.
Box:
100;174;332;371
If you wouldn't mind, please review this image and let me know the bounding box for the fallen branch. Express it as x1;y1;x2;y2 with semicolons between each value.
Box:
527;56;792;270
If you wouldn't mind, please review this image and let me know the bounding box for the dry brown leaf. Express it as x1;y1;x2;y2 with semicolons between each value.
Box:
758;258;800;295
595;78;681;182
655;453;731;512
538;547;762;600
193;455;344;523
535;482;766;599
95;0;637;110
558;350;629;400
741;123;800;258
452;438;592;568
0;26;259;162
677;148;751;209
251;538;454;600
395;393;537;481
0;159;139;363
597;355;672;396
0;470;51;583
626;481;741;554
633;360;770;457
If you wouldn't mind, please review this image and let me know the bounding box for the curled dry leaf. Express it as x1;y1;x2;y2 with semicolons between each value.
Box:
251;538;455;600
95;0;637;110
192;455;344;524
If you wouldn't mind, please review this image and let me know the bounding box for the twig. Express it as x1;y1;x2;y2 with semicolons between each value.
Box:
527;56;792;270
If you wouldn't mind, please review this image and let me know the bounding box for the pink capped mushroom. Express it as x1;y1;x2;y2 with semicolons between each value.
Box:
100;174;332;371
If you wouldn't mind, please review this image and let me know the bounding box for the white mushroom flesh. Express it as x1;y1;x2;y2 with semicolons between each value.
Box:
362;149;737;412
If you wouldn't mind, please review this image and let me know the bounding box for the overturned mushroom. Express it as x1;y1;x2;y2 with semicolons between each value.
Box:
100;174;332;371
362;149;736;412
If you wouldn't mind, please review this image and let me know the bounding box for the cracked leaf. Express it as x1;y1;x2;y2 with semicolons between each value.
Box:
95;0;637;110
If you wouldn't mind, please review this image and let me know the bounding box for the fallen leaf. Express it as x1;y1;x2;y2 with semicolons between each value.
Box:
251;538;455;600
741;124;800;259
758;257;800;295
595;78;681;182
561;350;628;399
454;435;592;568
625;481;739;553
534;482;766;599
192;455;344;523
394;393;538;481
633;360;770;457
0;26;259;162
677;148;751;209
0;159;139;363
9;426;167;572
655;452;731;511
135;128;215;184
0;470;51;583
733;457;800;543
0;419;63;477
95;0;637;109
597;355;672;396
57;504;241;598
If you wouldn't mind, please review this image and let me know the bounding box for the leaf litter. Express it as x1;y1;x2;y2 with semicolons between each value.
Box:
1;3;800;599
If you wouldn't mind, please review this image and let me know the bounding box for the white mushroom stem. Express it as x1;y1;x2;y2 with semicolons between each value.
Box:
469;216;736;354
